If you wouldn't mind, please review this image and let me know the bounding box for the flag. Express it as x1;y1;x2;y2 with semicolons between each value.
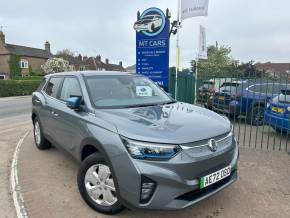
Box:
198;25;207;59
181;0;209;21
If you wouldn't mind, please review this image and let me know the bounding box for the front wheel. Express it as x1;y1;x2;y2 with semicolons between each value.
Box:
77;153;124;214
247;105;265;126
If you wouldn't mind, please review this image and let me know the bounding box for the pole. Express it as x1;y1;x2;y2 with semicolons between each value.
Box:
175;0;181;100
194;57;198;104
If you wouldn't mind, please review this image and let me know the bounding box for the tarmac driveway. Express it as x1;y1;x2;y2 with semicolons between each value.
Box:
17;132;290;218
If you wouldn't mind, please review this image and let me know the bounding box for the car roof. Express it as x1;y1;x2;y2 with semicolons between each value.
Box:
44;71;134;78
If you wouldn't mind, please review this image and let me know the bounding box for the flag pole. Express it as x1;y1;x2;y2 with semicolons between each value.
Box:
175;0;181;99
194;56;198;104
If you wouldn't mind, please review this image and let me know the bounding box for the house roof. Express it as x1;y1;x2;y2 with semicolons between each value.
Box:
255;62;290;73
5;43;52;59
105;63;125;71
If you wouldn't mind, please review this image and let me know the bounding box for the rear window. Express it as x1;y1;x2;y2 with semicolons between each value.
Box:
221;82;240;88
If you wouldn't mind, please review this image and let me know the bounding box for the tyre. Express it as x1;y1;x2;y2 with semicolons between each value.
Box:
33;117;51;150
77;153;124;214
246;105;265;126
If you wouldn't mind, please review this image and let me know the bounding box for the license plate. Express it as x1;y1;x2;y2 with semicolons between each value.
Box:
199;166;231;189
272;106;284;113
218;96;225;101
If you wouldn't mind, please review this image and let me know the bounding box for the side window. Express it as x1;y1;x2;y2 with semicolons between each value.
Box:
36;78;47;92
44;77;62;98
59;77;82;101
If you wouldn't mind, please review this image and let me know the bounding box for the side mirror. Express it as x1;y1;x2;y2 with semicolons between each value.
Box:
66;97;81;110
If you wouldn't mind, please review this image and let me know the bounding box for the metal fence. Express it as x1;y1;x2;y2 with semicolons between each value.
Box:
173;73;290;152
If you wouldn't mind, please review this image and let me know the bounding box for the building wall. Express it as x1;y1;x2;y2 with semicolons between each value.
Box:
21;56;47;75
0;54;11;79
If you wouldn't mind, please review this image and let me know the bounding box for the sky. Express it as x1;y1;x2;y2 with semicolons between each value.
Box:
1;0;290;68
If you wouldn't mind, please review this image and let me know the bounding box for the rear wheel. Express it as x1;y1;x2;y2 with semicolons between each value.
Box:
33;117;51;150
78;153;124;214
247;105;265;126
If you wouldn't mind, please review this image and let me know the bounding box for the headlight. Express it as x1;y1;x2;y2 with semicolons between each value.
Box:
287;107;290;112
121;137;181;160
267;103;270;108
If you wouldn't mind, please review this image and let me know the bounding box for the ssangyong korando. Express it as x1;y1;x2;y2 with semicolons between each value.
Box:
32;71;239;214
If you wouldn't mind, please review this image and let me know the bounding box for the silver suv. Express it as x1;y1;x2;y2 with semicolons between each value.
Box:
32;71;239;214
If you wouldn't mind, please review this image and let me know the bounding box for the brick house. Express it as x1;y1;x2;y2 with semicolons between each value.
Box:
0;31;52;79
57;53;125;72
255;62;290;78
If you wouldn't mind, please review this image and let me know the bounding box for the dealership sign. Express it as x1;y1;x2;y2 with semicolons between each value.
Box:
134;7;170;89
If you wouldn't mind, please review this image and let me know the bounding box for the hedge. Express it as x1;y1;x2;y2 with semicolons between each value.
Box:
0;80;42;97
13;76;44;81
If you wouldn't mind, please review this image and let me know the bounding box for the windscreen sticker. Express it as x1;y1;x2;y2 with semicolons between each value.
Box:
136;86;153;97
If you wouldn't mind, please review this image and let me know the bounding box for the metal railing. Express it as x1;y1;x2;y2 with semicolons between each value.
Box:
194;73;290;152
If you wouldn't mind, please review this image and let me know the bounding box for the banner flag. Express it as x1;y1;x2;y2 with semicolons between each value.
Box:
198;25;207;59
181;0;209;21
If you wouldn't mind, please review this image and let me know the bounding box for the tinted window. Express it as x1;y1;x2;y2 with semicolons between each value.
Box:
44;77;62;98
59;77;82;101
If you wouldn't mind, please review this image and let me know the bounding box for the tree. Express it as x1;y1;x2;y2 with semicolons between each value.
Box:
239;61;264;78
41;58;70;74
190;44;244;78
56;49;75;59
8;54;21;78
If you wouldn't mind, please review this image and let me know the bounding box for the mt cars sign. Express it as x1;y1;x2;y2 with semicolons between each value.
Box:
134;8;170;90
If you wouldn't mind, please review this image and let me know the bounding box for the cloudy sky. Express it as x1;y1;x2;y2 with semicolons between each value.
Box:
1;0;289;68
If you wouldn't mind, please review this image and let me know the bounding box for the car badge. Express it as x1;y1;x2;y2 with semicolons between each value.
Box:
208;139;217;152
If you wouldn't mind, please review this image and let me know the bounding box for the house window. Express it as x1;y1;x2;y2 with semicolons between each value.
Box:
20;59;29;69
79;65;86;71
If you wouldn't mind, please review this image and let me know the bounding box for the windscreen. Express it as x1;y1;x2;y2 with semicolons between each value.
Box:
85;75;172;108
219;82;241;93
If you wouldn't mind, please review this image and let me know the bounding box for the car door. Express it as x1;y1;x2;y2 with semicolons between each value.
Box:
52;76;88;155
41;76;64;141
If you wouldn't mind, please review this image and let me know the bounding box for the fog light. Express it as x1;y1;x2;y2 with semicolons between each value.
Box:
140;176;156;204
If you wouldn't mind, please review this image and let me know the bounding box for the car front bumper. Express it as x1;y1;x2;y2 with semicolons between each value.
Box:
110;138;239;210
264;111;290;131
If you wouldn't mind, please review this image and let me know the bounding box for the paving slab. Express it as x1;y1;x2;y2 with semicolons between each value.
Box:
18;132;290;218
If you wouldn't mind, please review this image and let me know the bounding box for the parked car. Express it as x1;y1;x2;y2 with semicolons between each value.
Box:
32;71;238;214
197;78;236;107
264;86;290;133
211;80;287;125
134;14;162;32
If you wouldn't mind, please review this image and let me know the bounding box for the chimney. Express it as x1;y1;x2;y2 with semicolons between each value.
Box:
105;59;109;64
45;41;50;53
0;31;5;45
78;54;82;61
119;61;122;67
96;55;101;61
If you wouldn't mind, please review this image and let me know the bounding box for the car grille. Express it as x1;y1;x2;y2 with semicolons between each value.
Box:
182;132;233;158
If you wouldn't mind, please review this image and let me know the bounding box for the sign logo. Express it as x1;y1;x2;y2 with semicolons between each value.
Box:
208;139;217;152
134;8;166;37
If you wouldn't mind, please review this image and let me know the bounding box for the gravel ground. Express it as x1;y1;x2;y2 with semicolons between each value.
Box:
18;132;290;218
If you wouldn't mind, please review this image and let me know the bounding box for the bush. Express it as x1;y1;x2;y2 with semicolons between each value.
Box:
0;80;42;97
13;76;44;81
